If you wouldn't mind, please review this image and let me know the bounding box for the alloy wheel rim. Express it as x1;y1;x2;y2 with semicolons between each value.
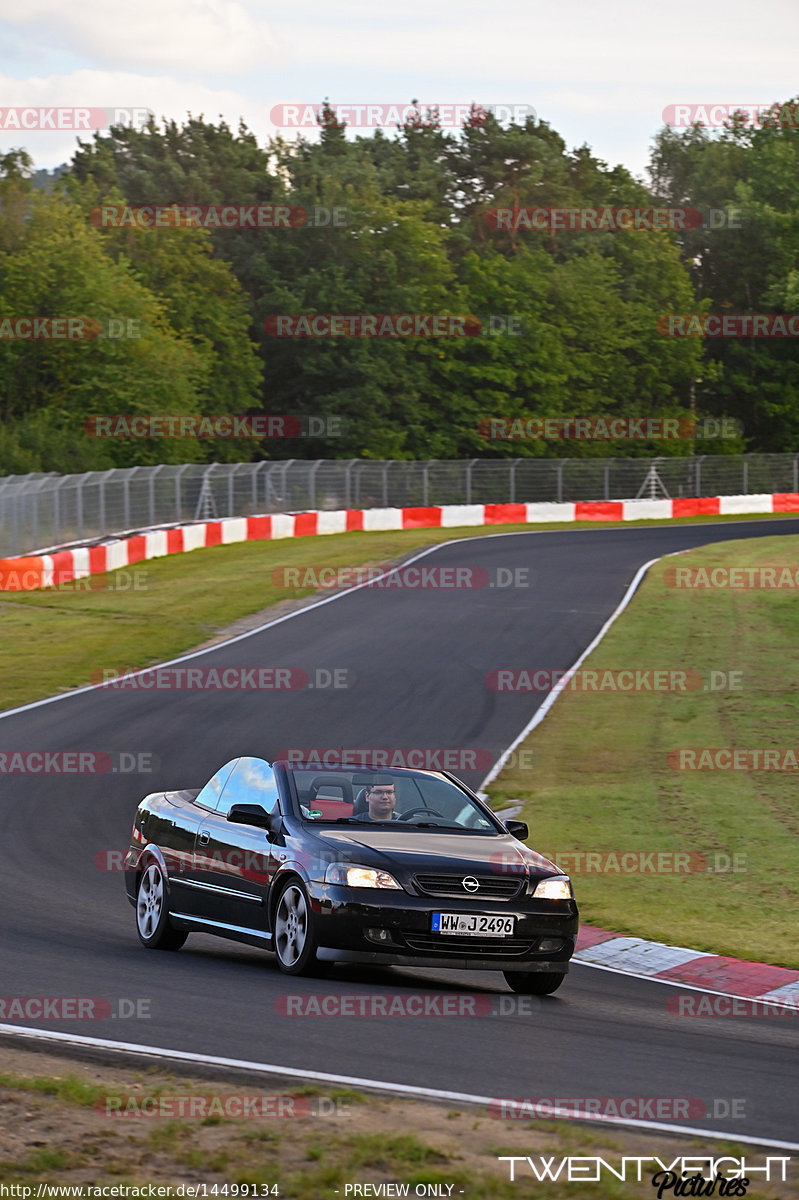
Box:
275;886;307;966
137;864;164;939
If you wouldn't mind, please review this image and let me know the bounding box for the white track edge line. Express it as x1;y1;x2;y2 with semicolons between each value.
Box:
477;549;680;790
475;540;799;999
0;516;782;720
1;514;790;724
572;958;799;1009
0;535;487;720
1;1024;797;1151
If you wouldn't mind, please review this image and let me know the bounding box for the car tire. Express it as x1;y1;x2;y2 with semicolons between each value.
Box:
136;861;188;951
503;970;565;995
273;879;319;976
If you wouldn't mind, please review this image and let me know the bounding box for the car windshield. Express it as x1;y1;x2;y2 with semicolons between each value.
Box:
284;766;500;832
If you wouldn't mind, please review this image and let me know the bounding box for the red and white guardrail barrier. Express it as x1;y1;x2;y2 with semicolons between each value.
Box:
2;492;798;591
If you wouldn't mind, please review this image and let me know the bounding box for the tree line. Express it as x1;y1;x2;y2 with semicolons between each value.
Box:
1;99;797;473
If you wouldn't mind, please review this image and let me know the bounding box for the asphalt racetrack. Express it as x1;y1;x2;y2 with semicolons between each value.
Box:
2;519;798;1144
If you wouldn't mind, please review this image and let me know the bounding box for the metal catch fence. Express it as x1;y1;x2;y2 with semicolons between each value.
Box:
1;454;798;558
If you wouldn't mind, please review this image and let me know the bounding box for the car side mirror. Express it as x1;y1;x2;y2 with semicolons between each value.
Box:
227;803;273;828
505;819;528;841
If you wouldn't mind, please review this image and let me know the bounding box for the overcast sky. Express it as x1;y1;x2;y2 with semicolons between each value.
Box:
1;0;797;180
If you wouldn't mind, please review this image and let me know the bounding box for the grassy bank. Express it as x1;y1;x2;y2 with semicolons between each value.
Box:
0;512;794;713
1;1048;795;1198
486;533;799;967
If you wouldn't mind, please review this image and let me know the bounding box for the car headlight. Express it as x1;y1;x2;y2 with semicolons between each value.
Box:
533;876;572;900
324;862;402;889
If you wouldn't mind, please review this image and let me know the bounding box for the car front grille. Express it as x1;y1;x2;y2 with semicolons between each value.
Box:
412;873;524;900
401;932;535;957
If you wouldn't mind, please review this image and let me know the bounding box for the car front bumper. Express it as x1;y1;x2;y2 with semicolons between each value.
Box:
308;881;578;973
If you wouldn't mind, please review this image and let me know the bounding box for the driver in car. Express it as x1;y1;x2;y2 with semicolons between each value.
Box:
364;776;400;821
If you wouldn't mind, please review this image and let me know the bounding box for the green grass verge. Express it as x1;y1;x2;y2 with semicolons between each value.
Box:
0;511;795;713
486;533;799;967
0;522;526;712
4;1065;795;1197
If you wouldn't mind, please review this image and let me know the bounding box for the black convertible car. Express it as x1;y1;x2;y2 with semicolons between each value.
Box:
124;758;578;994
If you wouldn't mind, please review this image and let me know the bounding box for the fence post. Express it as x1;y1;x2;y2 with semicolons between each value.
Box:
175;465;189;522
309;460;322;511
509;459;519;503
466;459;477;505
53;477;66;544
422;461;430;507
604;461;610;501
149;464;164;527
742;458;748;494
281;461;295;511
382;462;389;507
252;462;265;513
557;460;566;503
794;454;799;494
696;455;705;497
75;476;83;540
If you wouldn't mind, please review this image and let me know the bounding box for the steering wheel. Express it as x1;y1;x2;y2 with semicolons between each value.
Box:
398;806;447;822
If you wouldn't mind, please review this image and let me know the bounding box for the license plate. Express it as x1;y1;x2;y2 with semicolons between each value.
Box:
432;913;515;936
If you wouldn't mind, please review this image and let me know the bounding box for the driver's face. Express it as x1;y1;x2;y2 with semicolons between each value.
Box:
366;784;396;819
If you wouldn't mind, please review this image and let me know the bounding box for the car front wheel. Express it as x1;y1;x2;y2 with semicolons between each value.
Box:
274;880;319;975
136;861;188;950
503;970;565;995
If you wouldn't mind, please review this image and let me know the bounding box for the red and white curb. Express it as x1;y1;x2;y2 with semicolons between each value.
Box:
2;490;799;590
576;925;799;1005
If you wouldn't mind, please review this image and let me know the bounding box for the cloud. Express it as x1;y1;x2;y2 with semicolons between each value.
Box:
1;0;281;73
0;71;286;168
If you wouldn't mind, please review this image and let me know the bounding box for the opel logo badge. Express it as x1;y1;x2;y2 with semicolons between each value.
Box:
462;876;480;893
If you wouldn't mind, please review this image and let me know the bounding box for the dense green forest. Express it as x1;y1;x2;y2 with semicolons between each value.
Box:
1;100;798;472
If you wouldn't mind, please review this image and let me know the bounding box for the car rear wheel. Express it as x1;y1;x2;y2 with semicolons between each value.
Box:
274;880;319;975
136;861;188;950
503;970;564;995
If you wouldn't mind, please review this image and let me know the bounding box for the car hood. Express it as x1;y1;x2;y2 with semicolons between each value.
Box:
311;827;563;880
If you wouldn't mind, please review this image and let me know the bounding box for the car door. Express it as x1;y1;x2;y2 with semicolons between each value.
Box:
165;761;237;918
192;757;281;934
